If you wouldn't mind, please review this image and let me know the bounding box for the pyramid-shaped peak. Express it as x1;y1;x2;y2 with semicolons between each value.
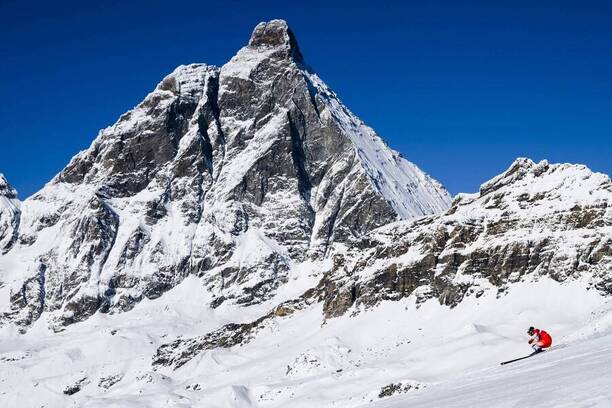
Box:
248;19;303;61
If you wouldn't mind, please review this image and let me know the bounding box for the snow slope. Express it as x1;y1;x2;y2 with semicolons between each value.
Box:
303;71;450;219
370;332;612;408
1;274;611;407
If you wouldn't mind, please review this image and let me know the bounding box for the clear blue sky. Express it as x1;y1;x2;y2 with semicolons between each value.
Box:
1;0;610;199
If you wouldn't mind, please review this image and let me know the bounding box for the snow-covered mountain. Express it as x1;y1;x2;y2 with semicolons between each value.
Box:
0;174;20;254
320;158;612;318
0;19;611;408
0;19;450;331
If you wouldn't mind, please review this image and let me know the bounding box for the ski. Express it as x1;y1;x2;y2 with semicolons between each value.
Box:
500;350;544;365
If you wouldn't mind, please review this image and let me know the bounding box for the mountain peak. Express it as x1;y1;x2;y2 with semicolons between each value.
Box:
2;18;450;331
248;19;303;61
479;158;549;196
0;173;17;199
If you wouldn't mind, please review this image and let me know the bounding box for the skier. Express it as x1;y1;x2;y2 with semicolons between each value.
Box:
527;326;552;353
500;326;554;365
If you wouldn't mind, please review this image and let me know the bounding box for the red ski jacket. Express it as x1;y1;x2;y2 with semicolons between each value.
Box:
529;328;552;348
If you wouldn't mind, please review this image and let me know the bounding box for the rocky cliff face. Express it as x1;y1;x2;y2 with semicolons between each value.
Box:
0;20;450;330
321;159;612;318
0;174;20;254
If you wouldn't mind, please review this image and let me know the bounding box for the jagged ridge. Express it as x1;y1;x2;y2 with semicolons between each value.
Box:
321;158;612;318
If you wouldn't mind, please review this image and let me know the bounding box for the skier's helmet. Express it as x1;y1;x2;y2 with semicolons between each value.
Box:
527;326;535;335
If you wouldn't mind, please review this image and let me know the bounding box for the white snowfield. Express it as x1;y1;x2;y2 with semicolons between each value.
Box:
370;334;612;408
1;275;611;407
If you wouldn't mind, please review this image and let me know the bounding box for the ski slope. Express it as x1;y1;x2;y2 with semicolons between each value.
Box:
1;273;611;407
369;332;612;408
